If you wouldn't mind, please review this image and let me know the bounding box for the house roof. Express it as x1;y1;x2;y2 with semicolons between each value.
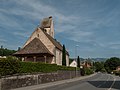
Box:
14;38;53;56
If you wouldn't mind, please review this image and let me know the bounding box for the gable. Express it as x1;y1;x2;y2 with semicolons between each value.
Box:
22;27;55;54
14;38;53;56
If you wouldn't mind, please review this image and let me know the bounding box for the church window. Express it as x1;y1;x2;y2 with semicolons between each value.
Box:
37;34;39;37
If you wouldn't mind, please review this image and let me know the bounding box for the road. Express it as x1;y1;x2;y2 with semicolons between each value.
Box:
40;73;120;90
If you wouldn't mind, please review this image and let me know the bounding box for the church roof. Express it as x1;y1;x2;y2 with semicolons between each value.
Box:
43;30;63;51
40;28;69;55
14;38;53;56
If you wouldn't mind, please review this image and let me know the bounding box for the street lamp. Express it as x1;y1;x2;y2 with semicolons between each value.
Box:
75;45;79;77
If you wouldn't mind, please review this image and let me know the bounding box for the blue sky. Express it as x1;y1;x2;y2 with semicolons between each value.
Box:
0;0;120;58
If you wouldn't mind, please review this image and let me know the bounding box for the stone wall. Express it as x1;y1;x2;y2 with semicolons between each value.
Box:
0;71;80;90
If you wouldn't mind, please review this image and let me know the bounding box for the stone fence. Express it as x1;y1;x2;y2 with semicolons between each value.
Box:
0;70;81;90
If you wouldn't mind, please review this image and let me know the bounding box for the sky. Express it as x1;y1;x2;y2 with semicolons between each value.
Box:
0;0;120;58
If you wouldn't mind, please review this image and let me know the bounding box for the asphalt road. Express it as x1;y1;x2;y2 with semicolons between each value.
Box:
40;73;120;90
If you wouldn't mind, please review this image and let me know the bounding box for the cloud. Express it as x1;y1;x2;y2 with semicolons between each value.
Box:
1;0;120;58
13;32;30;38
0;38;7;43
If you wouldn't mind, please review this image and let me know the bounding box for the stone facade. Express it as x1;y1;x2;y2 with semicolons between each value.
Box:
0;71;80;90
14;16;69;66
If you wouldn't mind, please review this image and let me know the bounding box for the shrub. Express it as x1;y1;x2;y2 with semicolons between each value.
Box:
0;57;79;76
80;68;85;76
57;65;76;71
84;68;93;75
0;56;20;76
19;62;58;73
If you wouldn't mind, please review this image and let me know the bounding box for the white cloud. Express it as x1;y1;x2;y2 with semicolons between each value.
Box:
67;31;93;42
13;32;30;38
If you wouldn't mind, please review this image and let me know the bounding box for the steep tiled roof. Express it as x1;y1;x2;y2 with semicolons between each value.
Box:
14;38;53;56
43;30;63;51
40;28;69;55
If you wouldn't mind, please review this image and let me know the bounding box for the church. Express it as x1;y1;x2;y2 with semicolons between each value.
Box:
14;16;69;66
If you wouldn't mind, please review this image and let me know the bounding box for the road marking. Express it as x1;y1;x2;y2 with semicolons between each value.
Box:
107;76;116;90
97;75;110;88
93;73;103;81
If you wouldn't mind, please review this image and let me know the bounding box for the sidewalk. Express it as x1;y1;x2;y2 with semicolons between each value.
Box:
12;73;97;90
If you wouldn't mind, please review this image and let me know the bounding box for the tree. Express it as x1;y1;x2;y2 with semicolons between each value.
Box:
104;57;120;73
77;56;80;68
0;47;16;56
18;47;21;51
1;45;3;49
62;44;66;66
94;61;104;72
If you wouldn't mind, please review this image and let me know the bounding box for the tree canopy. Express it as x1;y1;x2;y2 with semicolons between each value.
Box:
94;61;104;72
0;46;16;56
104;57;120;73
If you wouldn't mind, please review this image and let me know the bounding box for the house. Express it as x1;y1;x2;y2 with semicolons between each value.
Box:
69;59;92;68
70;60;77;67
14;16;69;66
116;66;120;71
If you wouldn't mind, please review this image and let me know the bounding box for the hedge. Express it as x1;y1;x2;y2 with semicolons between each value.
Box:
0;56;20;76
19;62;58;73
0;56;76;76
0;56;94;76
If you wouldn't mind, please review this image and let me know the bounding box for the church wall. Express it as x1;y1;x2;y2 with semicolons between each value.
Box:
66;55;69;66
23;28;56;64
55;49;62;65
50;20;54;38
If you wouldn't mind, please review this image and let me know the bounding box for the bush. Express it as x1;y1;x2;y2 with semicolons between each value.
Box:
80;68;85;76
0;57;79;76
113;70;120;76
57;65;76;71
0;56;20;76
19;62;58;73
84;68;93;75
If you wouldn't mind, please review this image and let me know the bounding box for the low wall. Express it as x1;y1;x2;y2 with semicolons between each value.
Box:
0;70;80;90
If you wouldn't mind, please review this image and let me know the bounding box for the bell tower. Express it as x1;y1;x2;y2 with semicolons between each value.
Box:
40;16;54;38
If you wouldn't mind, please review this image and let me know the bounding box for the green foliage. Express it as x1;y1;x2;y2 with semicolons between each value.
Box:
77;56;80;68
104;57;120;73
69;58;74;64
0;46;16;56
113;70;120;76
80;68;85;76
19;62;58;73
62;44;66;66
0;57;76;76
57;65;76;71
84;67;93;75
0;56;20;76
94;61;104;72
